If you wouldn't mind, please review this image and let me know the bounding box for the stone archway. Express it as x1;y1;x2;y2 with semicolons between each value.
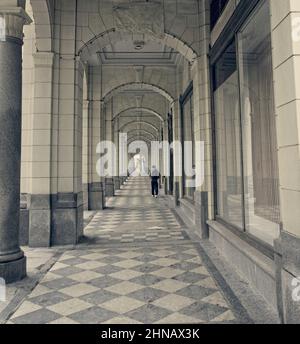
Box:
120;120;159;134
114;107;164;123
30;0;52;52
103;82;174;104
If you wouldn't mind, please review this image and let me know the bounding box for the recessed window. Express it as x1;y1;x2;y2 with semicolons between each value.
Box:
238;0;280;244
213;1;280;246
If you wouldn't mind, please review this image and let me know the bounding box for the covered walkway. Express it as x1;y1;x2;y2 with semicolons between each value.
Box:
0;0;299;324
6;177;241;324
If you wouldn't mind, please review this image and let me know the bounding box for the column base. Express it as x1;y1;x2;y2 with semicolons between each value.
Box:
83;183;89;210
113;177;121;191
0;256;26;284
164;178;168;195
51;193;83;245
174;181;180;206
105;178;115;197
20;193;29;246
120;176;127;185
28;195;51;247
194;190;209;239
88;182;105;210
177;191;209;239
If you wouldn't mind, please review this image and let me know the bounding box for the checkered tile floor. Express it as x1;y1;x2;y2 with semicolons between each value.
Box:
7;177;237;324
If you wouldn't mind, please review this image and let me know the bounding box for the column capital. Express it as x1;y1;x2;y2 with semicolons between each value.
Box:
0;7;32;41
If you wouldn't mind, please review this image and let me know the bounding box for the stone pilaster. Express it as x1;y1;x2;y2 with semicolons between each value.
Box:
190;0;212;239
88;67;106;210
270;0;300;323
52;4;84;245
28;52;54;247
82;100;90;210
0;7;31;283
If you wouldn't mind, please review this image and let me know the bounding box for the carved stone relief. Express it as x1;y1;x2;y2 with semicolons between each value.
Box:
113;1;164;39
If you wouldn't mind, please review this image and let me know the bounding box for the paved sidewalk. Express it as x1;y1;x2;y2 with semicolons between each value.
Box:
3;177;251;324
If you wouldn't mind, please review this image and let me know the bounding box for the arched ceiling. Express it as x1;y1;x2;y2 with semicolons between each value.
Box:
115;108;164;123
103;82;174;104
111;92;169;121
76;0;199;65
127;129;157;140
119;120;159;133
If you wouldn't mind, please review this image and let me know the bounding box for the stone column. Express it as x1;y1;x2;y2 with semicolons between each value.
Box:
82;100;89;210
162;119;169;194
105;100;115;197
87;67;105;210
88;99;105;209
190;0;212;239
28;52;54;247
0;7;31;283
113;118;121;191
171;100;182;207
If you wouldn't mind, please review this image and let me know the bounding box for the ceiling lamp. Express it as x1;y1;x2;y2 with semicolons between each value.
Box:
134;40;145;50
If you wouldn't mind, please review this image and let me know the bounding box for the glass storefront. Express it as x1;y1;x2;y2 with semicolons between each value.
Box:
213;0;280;246
214;41;244;229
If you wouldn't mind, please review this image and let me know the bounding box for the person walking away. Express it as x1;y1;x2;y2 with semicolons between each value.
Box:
150;166;160;198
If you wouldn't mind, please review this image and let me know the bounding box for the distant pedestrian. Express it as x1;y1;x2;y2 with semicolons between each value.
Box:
150;166;160;198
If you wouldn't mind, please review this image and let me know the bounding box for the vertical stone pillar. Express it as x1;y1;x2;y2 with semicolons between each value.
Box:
82;99;89;210
105;99;115;197
0;7;31;283
28;52;54;247
119;131;128;185
190;0;212;239
270;0;300;323
88;67;105;210
88;99;105;209
162;118;169;194
171;100;182;207
52;56;84;245
113;117;121;191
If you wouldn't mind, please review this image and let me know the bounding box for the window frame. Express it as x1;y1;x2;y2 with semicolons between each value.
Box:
210;0;231;30
210;0;278;258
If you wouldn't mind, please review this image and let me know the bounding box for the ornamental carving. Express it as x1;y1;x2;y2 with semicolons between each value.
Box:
113;1;164;39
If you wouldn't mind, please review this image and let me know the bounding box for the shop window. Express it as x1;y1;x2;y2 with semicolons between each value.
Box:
214;40;244;229
238;0;280;244
213;1;280;245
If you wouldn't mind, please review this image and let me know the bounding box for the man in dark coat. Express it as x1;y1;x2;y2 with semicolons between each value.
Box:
150;165;160;198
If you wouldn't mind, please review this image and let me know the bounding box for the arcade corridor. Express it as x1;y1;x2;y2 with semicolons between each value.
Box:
0;0;299;324
4;178;250;324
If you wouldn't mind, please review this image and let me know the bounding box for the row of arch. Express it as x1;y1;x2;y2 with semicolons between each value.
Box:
27;1;198;69
25;0;195;174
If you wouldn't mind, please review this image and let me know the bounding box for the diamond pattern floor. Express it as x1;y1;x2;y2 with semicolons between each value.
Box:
7;177;237;324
